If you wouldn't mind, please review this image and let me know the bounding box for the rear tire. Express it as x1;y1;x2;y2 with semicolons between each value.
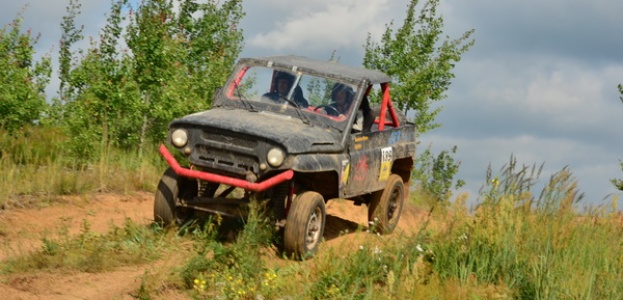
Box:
154;167;196;226
283;191;326;260
368;174;404;234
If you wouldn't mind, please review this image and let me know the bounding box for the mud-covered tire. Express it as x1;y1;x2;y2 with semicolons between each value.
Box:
368;174;404;234
154;167;196;226
283;191;326;260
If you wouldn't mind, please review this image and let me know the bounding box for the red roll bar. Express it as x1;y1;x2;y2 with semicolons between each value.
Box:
159;144;293;192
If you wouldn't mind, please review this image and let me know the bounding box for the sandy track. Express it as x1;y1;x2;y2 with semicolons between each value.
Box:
0;192;425;299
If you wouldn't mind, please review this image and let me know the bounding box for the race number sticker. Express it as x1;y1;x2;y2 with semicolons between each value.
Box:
379;147;392;181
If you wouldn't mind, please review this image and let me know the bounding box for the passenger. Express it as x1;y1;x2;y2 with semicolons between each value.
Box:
330;83;375;133
262;72;309;108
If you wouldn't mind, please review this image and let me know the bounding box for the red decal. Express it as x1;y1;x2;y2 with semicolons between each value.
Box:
353;156;369;181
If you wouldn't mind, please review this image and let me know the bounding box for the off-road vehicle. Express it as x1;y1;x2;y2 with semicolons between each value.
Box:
155;55;416;258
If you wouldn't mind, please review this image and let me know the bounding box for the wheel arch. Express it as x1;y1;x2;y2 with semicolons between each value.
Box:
292;170;340;200
392;156;413;185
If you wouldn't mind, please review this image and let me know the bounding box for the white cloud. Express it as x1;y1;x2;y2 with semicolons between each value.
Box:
247;0;390;53
524;65;619;117
442;55;623;142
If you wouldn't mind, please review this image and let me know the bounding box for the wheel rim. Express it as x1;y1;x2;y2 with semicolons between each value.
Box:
387;185;402;222
305;206;323;250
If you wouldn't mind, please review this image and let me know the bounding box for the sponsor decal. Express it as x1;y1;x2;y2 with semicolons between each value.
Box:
388;131;401;145
354;156;369;181
340;160;350;187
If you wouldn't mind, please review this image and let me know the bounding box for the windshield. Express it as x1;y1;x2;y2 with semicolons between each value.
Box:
220;65;360;131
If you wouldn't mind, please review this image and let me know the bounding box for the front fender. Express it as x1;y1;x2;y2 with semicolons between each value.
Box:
288;153;347;173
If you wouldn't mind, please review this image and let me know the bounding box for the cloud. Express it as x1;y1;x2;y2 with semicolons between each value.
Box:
246;0;391;54
445;0;623;63
440;56;623;143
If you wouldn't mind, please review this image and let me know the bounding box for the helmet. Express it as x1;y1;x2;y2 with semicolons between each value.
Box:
331;83;354;103
274;71;295;84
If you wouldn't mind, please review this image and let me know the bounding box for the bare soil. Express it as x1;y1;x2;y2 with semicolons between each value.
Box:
0;192;427;299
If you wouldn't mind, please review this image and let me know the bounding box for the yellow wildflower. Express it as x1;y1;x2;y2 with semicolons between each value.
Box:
491;177;500;188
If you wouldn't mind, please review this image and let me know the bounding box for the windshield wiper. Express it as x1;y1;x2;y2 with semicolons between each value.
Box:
235;84;257;112
278;95;311;125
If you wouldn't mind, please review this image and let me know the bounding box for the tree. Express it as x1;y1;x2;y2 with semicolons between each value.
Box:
58;0;84;103
363;0;474;135
0;12;51;133
56;0;244;160
57;0;141;160
363;0;474;201
126;0;244;152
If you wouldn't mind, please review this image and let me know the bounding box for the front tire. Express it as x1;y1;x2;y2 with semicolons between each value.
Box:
154;167;196;226
368;174;405;234
283;191;326;260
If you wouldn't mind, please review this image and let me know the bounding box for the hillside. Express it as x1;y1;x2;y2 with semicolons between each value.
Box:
0;192;427;299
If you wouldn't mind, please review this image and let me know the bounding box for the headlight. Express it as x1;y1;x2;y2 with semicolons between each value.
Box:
171;129;188;148
267;148;285;167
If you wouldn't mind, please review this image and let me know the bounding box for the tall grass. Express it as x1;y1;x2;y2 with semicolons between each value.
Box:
0;126;163;208
432;157;623;299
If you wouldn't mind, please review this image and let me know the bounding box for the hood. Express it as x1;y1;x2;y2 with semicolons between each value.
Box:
170;108;344;154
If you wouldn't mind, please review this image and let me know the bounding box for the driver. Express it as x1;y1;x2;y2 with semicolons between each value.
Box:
330;83;354;115
262;72;309;107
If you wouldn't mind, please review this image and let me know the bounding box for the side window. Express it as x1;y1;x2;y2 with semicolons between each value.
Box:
363;84;381;133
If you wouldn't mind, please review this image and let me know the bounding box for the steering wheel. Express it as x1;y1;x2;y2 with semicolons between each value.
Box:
314;105;340;116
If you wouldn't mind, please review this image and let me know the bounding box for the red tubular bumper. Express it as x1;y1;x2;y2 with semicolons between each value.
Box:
159;144;293;192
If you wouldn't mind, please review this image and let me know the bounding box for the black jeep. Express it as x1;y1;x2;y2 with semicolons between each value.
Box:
155;55;416;259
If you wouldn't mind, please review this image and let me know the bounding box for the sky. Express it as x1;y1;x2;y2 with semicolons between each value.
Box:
3;0;623;208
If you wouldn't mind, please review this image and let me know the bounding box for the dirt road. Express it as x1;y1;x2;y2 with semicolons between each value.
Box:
0;192;426;299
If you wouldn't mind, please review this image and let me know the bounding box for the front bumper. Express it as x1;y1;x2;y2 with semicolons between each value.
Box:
159;144;293;192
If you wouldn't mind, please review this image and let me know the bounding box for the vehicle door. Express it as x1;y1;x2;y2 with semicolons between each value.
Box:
341;82;405;198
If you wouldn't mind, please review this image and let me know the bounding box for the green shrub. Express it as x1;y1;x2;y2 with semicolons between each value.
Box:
412;145;465;204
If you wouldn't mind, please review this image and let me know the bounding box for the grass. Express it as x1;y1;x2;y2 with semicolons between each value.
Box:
0;127;163;209
1;128;622;299
1;219;174;274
